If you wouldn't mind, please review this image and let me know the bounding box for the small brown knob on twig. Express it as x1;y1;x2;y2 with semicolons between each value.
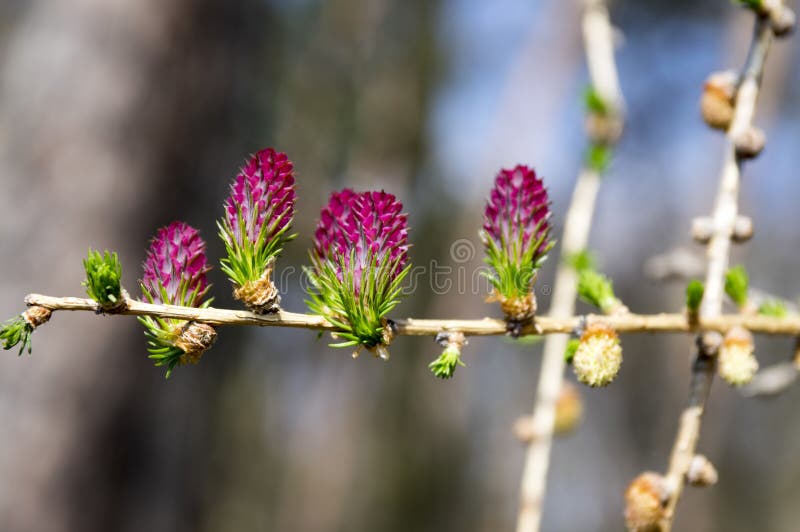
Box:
686;454;718;487
698;331;723;356
512;415;536;444
585;113;623;145
691;217;714;244
22;305;52;329
701;70;737;131
553;382;583;435
174;322;217;365
732;216;754;243
512;383;584;443
771;6;796;37
624;472;670;532
733;126;766;159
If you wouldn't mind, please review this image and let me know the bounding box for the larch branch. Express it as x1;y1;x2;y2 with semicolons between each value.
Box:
659;16;774;531
515;1;623;531
21;293;800;337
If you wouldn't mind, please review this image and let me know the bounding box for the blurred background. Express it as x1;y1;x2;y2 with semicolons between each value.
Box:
1;0;799;530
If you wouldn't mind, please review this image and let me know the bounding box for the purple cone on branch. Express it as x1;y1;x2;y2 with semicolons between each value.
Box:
308;189;410;355
142;221;211;306
219;147;297;313
223;148;295;245
140;221;215;377
313;189;409;286
481;165;553;334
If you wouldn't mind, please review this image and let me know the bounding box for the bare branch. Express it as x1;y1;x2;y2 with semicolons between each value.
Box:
20;293;800;338
515;1;624;531
659;16;775;531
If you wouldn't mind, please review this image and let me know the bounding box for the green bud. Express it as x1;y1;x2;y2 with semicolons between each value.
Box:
0;306;50;356
578;269;618;314
564;250;597;273
686;280;705;312
430;332;467;379
724;265;749;308
429;345;466;379
564;338;581;363
0;315;33;356
83;249;123;309
584;86;609;116
733;0;763;11
586;143;612;173
758;299;788;318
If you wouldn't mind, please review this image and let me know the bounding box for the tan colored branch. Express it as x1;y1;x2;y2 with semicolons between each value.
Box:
658;16;774;532
21;293;800;337
515;1;623;530
583;0;624;113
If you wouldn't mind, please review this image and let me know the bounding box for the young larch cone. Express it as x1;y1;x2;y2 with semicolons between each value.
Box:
624;472;669;532
140;221;214;377
481;165;553;335
553;382;583;435
308;189;410;352
219;147;296;314
718;326;758;386
314;189;409;282
572;323;623;387
701;70;736;131
514;382;584;441
142;221;211;306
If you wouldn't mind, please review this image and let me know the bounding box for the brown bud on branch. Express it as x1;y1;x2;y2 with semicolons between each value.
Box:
686;454;718;487
624;472;671;532
22;306;52;329
700;70;737;131
174;322;218;365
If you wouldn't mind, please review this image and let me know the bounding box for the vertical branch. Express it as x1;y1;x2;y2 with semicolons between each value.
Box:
515;171;600;532
658;17;774;531
515;1;624;531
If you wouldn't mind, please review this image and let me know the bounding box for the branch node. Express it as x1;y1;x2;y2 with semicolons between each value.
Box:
733;126;766;159
22;306;52;329
701;70;737;130
513;415;536;444
686;454;719;487
691;217;715;244
732;216;754;243
174;322;218;365
698;331;723;356
624;472;670;532
770;5;796;37
429;330;466;379
233;258;281;314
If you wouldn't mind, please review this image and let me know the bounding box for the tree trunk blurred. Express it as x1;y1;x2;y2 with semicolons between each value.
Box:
0;1;266;531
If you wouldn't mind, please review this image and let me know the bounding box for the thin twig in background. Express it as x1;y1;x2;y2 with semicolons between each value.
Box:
658;16;774;531
515;1;624;531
